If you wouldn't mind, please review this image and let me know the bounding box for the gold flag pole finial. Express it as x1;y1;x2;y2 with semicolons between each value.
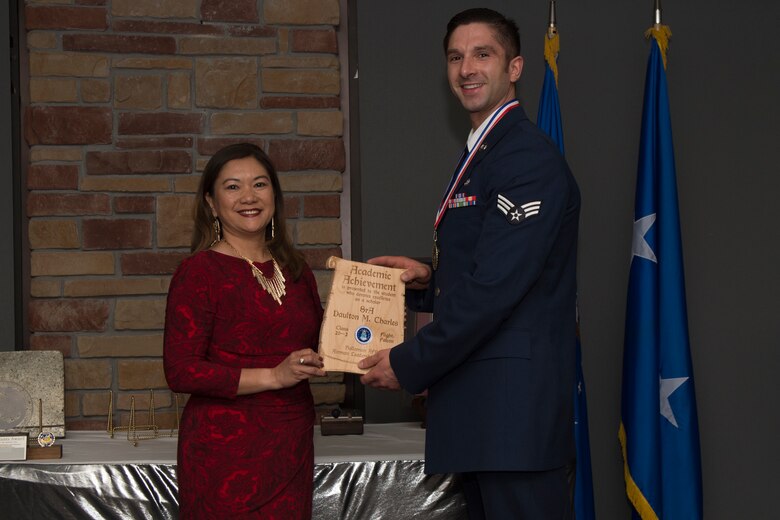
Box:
547;0;558;39
645;0;672;69
544;0;560;84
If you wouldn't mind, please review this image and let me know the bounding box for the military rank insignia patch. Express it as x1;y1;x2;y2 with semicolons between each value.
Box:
497;194;541;224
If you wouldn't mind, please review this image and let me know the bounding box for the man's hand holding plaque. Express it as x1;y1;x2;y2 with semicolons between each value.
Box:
319;257;406;374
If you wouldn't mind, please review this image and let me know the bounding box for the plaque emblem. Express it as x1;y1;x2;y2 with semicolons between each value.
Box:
355;326;373;345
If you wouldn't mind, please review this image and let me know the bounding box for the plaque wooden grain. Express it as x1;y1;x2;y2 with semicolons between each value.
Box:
318;257;406;374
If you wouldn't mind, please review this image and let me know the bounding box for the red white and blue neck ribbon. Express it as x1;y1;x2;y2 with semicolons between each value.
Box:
433;99;519;230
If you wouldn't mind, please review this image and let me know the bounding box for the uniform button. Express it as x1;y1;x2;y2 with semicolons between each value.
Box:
435;287;441;296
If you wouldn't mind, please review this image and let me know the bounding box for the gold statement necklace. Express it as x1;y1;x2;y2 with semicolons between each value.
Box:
222;240;286;305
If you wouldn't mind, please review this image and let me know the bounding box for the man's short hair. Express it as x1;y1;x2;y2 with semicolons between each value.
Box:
443;8;521;60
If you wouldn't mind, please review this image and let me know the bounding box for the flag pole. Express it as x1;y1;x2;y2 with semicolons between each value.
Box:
547;0;557;39
654;0;662;25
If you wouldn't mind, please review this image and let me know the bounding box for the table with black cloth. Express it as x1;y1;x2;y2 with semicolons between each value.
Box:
0;422;466;519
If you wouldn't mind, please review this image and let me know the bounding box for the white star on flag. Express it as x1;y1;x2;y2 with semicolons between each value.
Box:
632;213;657;264
659;375;688;428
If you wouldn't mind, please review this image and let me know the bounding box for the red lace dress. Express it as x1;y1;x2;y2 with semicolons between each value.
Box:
164;250;323;519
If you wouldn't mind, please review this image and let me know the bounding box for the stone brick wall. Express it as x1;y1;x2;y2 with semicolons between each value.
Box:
22;0;346;430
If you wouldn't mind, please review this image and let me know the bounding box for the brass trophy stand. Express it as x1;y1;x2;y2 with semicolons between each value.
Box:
26;398;63;460
106;390;181;446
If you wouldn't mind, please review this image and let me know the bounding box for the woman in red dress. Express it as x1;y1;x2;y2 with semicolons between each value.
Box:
164;143;325;519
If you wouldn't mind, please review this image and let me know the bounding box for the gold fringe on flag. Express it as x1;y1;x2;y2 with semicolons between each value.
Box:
543;31;560;86
619;422;661;520
644;24;672;69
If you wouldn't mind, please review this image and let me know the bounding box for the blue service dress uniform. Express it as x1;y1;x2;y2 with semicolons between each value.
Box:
390;102;580;475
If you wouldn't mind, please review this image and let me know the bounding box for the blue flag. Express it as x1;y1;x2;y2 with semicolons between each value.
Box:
536;28;596;520
619;26;703;520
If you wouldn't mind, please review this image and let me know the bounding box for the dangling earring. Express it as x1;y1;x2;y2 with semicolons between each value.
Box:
271;218;275;239
210;217;222;246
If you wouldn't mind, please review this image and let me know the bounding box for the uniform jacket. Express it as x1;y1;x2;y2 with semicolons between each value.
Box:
390;103;580;474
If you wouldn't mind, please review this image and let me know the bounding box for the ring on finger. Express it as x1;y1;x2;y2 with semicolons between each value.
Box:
299;356;305;365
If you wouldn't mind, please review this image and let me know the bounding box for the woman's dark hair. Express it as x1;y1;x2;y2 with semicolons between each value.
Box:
443;8;521;62
191;143;305;280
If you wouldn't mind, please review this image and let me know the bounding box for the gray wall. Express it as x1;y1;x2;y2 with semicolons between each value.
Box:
1;0;20;351
352;1;780;518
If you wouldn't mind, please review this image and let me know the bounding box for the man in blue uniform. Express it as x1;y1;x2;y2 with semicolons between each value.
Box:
359;8;580;519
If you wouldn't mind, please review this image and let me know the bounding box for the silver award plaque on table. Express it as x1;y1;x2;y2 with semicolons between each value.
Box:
0;351;65;440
